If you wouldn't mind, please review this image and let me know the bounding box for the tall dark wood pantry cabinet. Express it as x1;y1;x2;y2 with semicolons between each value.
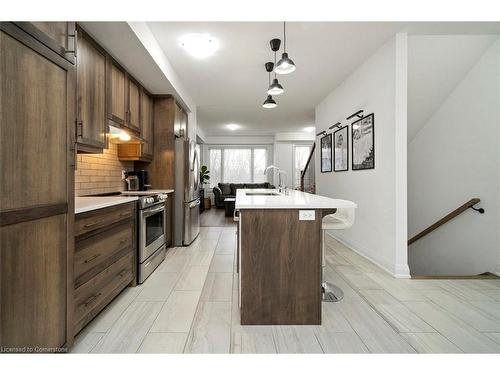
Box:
0;22;75;350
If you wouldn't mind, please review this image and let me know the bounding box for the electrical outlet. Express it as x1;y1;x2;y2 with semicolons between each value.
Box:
121;170;127;180
299;210;315;221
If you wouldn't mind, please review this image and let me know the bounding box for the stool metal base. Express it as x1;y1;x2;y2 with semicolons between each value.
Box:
322;282;344;302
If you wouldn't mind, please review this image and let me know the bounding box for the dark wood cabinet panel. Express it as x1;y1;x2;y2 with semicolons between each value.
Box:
75;202;134;237
1;215;68;348
74;253;134;334
76;26;106;152
108;60;127;126
143;96;178;189
117;89;154;162
14;22;76;63
127;78;140;132
1;30;68;211
240;209;322;325
0;24;74;349
74;220;134;287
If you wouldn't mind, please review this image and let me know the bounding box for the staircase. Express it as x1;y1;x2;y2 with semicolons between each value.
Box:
300;143;316;193
408;198;498;279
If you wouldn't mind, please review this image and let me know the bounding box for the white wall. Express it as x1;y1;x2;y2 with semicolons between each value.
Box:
408;37;500;276
315;35;410;277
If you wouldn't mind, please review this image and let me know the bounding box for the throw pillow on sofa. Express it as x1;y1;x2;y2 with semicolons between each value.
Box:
218;183;232;195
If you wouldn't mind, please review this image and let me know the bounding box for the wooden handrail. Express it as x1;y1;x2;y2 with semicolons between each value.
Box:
301;143;316;179
408;198;483;245
300;143;316;191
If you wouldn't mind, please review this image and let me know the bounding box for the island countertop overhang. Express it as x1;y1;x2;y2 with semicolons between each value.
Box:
235;189;357;210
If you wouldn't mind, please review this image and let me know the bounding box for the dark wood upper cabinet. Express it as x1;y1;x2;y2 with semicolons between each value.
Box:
108;59;127;126
127;77;141;132
0;23;74;349
14;22;76;64
76;26;107;153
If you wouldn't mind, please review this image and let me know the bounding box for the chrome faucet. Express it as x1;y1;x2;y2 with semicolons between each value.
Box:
264;165;288;193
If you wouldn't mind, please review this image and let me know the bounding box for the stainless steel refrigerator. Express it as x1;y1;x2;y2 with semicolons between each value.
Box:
174;138;201;246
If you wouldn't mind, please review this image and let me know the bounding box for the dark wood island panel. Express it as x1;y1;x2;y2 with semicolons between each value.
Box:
239;209;322;325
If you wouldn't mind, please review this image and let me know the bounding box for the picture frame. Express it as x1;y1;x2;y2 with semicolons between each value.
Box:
333;126;349;172
320;133;332;173
351;113;375;170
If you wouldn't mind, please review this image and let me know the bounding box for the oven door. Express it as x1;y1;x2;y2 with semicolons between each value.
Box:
139;203;166;262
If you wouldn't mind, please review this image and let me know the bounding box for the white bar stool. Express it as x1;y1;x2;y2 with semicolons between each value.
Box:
322;207;355;302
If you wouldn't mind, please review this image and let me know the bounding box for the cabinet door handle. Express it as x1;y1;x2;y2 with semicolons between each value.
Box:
84;254;101;264
84;221;99;228
118;269;128;277
83;292;101;307
77;120;83;137
66;27;78;57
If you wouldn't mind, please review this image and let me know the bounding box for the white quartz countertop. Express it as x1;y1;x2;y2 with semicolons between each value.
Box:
235;189;357;210
120;189;174;195
75;196;138;214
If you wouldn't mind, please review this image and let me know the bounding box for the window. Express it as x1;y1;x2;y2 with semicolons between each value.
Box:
223;149;251;183
294;145;312;189
209;149;221;188
253;149;267;183
208;147;269;186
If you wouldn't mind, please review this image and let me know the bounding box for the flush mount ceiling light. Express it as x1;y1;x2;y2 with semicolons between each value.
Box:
226;123;240;131
179;33;219;59
275;22;296;75
267;39;284;95
262;62;277;109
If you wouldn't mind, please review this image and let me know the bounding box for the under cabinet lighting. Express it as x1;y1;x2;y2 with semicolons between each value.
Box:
119;131;131;141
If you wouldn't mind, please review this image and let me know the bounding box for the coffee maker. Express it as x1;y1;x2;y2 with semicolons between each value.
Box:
126;170;150;191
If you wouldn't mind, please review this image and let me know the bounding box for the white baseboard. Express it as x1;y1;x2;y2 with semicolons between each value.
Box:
326;231;410;279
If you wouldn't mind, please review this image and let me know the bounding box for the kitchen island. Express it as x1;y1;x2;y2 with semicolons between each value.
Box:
235;189;356;325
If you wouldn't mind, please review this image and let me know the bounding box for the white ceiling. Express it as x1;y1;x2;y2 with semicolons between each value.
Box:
147;22;407;135
407;35;498;141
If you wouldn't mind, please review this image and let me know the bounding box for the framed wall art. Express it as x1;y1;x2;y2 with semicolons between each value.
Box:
351;113;375;170
320;133;332;173
333;126;349;172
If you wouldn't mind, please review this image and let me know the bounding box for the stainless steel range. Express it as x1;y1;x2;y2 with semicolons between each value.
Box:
135;193;168;283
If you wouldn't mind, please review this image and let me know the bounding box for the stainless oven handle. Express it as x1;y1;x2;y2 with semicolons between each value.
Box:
188;199;200;209
142;205;165;216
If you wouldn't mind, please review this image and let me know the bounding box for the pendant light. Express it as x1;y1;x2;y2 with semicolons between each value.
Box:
262;62;277;109
267;39;284;95
275;22;296;75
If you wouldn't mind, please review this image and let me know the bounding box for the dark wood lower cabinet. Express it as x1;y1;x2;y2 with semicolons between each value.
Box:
73;203;136;335
239;209;322;325
1;215;68;348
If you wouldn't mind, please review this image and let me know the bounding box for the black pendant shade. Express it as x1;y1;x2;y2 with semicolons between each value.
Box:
276;52;296;74
262;95;277;109
267;78;284;95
